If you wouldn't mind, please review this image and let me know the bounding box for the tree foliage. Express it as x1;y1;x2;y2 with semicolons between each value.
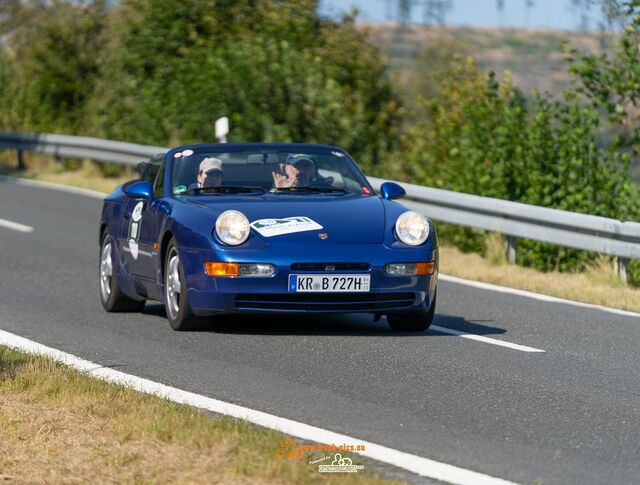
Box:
0;1;108;131
399;57;639;272
0;0;399;170
566;0;640;153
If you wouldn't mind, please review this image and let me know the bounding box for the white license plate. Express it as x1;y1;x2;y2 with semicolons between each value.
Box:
288;274;370;293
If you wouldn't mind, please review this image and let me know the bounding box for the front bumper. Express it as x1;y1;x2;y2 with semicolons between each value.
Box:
178;243;438;316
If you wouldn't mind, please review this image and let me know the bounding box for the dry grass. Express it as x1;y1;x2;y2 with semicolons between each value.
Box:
440;244;640;313
0;347;400;484
0;151;132;194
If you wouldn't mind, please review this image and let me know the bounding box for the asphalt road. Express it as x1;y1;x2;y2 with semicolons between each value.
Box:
1;177;639;484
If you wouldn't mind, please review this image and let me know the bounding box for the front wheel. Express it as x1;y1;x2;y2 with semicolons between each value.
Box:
387;292;436;332
99;231;145;312
164;240;206;331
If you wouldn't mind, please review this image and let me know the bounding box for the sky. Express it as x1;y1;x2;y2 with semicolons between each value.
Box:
319;0;605;31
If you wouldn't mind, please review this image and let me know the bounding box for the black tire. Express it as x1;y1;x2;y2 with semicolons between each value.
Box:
163;239;206;331
387;292;436;332
99;231;146;312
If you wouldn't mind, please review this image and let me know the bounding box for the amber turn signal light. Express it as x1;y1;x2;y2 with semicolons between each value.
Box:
204;262;239;276
385;262;435;276
416;262;435;275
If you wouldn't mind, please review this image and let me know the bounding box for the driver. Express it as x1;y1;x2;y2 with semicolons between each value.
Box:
190;157;223;189
272;154;330;188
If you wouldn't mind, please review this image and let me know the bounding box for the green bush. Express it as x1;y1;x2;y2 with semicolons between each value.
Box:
60;158;81;172
564;0;640;284
0;0;400;170
628;259;640;287
400;56;639;277
84;0;400;171
100;162;126;179
0;0;108;132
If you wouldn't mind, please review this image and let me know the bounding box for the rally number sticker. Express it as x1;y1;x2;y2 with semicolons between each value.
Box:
250;216;322;237
128;201;144;260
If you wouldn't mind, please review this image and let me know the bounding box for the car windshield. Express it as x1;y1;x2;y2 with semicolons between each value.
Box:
170;146;371;196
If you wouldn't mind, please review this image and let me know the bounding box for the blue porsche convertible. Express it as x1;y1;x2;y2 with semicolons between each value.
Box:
99;143;438;331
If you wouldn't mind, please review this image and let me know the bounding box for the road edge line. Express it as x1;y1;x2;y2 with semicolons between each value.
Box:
0;174;107;199
439;274;640;318
0;327;518;485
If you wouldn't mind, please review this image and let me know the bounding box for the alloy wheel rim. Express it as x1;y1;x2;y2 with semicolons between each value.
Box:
166;249;181;320
100;240;113;302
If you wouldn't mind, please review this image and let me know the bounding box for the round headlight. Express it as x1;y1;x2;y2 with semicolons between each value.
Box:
395;211;430;246
215;210;250;245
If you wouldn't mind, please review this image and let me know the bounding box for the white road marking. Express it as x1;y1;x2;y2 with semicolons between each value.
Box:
0;175;106;199
0;217;33;233
440;274;640;319
431;325;545;353
0;327;520;485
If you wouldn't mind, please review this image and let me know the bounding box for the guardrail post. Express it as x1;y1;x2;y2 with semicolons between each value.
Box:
616;257;629;283
505;236;517;264
17;149;26;170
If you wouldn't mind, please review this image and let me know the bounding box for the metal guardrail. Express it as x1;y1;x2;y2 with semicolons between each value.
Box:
2;131;638;280
0;132;162;166
367;178;640;260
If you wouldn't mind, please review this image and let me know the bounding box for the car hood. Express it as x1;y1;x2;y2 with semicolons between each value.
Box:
184;194;386;244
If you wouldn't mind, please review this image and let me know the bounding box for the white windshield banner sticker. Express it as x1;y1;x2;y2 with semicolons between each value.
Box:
250;216;323;237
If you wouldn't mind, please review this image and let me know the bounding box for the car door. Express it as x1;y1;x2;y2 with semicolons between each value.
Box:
121;155;164;279
135;162;170;281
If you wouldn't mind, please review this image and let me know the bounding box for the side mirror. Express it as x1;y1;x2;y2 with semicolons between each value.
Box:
124;180;153;200
380;182;406;200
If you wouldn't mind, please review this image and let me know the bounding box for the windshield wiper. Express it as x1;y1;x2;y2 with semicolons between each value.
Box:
181;185;266;195
271;186;349;194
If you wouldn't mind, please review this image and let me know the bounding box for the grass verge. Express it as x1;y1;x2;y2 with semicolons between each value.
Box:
0;346;400;483
2;153;639;313
0;152;134;193
440;244;640;313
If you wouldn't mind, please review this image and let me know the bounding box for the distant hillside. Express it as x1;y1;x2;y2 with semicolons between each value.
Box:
362;23;603;97
363;24;640;181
